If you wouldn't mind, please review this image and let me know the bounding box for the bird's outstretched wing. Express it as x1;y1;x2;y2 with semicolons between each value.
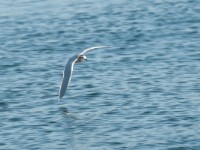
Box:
59;55;77;99
80;46;112;55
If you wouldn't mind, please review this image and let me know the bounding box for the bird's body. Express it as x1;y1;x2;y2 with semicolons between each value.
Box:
59;46;111;99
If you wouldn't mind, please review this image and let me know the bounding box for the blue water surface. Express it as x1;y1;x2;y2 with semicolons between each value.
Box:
0;0;200;149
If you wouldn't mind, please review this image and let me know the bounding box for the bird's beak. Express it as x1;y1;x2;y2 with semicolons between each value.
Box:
83;55;87;61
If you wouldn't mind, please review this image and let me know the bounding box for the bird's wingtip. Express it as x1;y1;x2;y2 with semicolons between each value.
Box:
58;93;62;100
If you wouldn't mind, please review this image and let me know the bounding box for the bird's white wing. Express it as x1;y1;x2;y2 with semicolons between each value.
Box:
80;46;112;55
59;55;77;99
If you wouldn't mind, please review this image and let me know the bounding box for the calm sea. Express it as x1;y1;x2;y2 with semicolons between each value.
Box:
0;0;200;149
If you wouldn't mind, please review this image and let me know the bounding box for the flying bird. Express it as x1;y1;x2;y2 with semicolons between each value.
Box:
59;46;111;99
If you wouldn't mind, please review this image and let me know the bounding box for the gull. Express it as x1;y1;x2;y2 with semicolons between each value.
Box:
59;46;111;99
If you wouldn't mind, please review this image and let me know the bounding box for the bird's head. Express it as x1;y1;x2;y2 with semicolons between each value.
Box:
75;54;87;63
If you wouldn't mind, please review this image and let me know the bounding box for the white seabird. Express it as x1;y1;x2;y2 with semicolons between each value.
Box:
59;46;111;99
